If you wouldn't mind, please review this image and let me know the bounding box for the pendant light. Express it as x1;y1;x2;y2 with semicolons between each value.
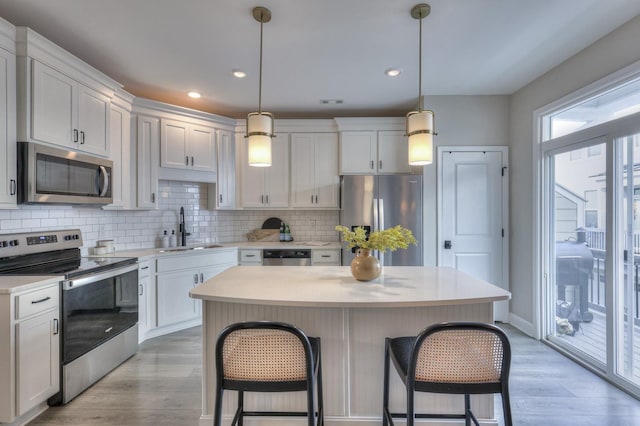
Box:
407;3;437;166
246;6;274;167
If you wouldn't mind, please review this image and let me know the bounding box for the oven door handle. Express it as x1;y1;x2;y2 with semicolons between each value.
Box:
62;263;139;290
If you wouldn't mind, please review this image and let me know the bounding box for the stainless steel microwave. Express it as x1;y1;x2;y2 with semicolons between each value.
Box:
18;142;113;205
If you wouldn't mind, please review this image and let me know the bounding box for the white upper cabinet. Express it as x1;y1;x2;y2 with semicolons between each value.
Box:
340;130;411;174
160;118;216;172
0;29;17;208
136;115;159;209
242;133;289;208
16;28;119;157
215;129;236;209
106;102;132;209
291;133;339;208
31;60;110;156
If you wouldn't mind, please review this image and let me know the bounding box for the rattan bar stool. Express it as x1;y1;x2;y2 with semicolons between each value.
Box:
383;322;512;426
213;321;324;426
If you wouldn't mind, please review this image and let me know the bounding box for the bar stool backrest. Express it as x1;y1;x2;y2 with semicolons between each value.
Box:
223;328;308;381
411;323;509;385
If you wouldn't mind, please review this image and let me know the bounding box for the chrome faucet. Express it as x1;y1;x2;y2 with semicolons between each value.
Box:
179;207;191;246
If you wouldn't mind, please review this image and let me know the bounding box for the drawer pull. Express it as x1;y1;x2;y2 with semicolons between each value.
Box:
105;327;113;333
53;318;59;335
141;266;149;270
246;254;256;257
31;296;51;304
321;255;331;258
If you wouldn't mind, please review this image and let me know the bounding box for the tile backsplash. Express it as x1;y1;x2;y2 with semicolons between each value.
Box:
0;180;340;255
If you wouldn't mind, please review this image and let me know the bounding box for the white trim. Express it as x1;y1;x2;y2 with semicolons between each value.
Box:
533;60;640;342
508;312;536;337
436;146;509;323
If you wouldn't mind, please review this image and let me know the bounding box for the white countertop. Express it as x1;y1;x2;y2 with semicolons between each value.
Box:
102;241;342;260
0;275;63;294
190;265;511;308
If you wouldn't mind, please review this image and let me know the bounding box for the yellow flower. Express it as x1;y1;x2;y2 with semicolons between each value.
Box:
335;225;417;253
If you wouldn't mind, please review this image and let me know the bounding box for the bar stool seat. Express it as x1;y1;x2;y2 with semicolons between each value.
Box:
383;322;512;426
214;321;324;426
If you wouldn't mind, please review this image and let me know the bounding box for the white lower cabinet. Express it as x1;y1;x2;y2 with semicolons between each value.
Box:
0;280;60;424
137;260;153;343
16;308;59;416
311;249;341;266
154;249;237;332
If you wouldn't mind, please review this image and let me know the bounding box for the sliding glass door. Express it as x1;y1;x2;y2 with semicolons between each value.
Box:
617;132;640;386
547;139;607;367
544;125;640;394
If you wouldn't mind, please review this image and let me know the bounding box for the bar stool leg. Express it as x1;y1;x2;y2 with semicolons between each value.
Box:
382;338;391;426
213;387;223;426
464;394;471;426
237;390;244;426
317;350;324;426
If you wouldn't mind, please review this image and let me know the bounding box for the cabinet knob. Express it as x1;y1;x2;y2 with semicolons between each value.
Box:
80;130;85;144
9;179;16;196
379;160;382;169
73;129;79;143
186;156;189;166
219;194;223;203
53;318;59;335
151;193;156;203
265;195;269;204
139;284;144;296
370;160;374;170
191;156;194;166
194;273;199;284
200;273;204;283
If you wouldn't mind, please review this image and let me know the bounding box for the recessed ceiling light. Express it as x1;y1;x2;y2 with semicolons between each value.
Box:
187;91;201;99
233;69;247;78
385;68;402;77
320;99;343;105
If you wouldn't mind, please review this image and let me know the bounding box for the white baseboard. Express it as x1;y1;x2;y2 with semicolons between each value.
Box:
140;318;202;343
508;312;537;338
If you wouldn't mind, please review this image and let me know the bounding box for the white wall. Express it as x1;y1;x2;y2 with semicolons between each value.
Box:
420;95;510;266
509;15;640;332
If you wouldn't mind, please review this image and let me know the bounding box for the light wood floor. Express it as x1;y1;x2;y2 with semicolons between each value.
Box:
30;324;640;425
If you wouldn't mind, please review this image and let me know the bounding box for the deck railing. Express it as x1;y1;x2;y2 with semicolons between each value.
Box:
580;228;640;321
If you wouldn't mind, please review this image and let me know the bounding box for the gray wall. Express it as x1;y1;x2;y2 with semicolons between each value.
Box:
509;15;640;332
420;95;510;266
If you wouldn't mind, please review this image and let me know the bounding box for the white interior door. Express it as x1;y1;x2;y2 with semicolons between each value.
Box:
438;148;509;322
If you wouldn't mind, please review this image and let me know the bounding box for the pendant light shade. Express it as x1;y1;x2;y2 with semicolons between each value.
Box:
246;6;274;167
247;112;273;166
407;4;437;166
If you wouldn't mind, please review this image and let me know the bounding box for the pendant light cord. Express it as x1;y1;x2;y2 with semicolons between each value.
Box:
418;12;423;112
258;12;264;114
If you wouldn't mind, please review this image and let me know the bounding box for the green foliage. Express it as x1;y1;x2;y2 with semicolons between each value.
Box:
335;225;417;253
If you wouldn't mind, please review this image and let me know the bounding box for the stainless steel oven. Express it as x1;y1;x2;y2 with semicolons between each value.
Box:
0;229;138;405
17;141;113;205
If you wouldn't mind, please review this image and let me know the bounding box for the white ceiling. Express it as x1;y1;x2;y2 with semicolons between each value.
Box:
0;0;639;119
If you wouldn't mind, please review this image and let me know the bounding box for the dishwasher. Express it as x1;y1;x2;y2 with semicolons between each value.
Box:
262;249;311;266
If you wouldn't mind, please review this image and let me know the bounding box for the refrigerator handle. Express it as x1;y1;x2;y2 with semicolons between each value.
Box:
378;197;385;265
373;198;379;231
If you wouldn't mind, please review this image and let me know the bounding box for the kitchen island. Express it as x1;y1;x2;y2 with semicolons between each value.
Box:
190;266;511;426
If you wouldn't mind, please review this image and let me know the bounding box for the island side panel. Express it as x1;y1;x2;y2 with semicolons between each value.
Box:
349;303;495;420
201;301;348;423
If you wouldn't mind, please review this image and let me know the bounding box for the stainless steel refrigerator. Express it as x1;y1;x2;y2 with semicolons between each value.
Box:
340;175;423;266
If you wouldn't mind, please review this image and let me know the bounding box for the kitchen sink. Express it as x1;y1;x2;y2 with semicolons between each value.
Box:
159;244;224;253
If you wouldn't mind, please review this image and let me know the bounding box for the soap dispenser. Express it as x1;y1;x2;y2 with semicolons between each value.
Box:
169;230;177;247
161;230;169;248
